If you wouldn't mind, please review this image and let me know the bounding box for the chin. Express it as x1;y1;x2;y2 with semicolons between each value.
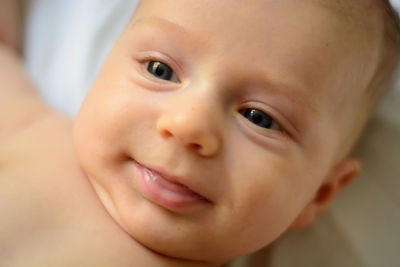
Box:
107;200;230;264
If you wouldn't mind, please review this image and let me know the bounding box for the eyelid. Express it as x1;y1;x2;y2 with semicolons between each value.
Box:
134;51;184;81
239;101;299;140
240;108;282;131
147;61;180;83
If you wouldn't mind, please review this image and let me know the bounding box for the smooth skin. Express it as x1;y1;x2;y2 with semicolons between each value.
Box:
1;0;385;266
75;0;382;265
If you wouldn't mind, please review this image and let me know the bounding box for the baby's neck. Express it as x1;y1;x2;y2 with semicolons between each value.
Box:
126;238;223;267
146;251;221;267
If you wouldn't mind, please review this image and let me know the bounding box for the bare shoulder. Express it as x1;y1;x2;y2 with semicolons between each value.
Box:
0;111;75;214
0;110;74;165
0;110;74;211
0;110;75;262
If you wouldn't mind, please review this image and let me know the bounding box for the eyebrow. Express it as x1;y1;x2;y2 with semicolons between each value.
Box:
259;74;320;125
239;62;319;118
130;16;189;35
262;85;318;140
128;16;204;55
275;83;317;113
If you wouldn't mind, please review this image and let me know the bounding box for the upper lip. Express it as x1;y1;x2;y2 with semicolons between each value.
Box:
133;158;212;203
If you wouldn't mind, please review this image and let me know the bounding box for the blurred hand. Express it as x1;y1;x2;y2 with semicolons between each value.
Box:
0;0;23;52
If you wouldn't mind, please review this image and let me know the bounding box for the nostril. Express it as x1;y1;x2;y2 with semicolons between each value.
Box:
160;129;173;138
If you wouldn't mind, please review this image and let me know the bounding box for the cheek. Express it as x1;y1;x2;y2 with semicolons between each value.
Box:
74;81;164;170
74;87;128;171
224;144;315;240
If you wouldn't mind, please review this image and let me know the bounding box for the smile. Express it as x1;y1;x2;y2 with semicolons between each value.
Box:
133;160;210;212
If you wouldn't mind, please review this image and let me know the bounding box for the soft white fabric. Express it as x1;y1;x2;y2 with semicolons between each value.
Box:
390;0;400;10
24;1;400;267
24;0;139;117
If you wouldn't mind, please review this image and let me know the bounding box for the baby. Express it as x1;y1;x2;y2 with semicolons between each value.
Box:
1;0;399;266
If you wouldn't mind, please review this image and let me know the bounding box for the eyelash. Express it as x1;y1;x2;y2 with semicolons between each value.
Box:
139;55;181;83
239;108;282;131
147;61;180;83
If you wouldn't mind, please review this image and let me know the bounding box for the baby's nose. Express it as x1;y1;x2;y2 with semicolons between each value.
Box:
156;97;222;157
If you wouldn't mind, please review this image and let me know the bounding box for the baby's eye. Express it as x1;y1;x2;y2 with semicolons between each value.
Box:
147;61;180;83
240;108;280;130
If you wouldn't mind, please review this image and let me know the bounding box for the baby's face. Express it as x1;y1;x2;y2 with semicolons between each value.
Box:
74;0;375;264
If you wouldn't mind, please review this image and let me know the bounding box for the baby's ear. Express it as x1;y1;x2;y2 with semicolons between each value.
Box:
289;158;362;230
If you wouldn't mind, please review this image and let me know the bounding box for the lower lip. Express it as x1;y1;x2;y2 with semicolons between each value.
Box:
134;162;208;211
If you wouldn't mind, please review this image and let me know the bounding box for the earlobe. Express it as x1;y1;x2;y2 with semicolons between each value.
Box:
289;157;362;230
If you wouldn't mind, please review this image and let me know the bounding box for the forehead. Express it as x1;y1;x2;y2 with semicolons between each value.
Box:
133;0;358;55
134;1;367;74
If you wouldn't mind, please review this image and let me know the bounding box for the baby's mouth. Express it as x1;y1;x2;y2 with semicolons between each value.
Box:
134;160;210;211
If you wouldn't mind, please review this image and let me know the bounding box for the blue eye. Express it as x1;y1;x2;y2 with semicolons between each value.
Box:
147;61;179;82
241;108;277;129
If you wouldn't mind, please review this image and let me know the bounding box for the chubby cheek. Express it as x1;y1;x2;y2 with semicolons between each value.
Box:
223;147;312;249
74;78;164;179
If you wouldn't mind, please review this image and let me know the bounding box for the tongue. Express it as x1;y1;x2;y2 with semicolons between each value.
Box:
145;169;202;197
